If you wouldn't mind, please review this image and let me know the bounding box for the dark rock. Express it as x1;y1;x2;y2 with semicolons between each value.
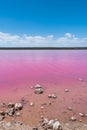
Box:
7;108;15;116
33;127;38;130
0;115;4;121
15;103;23;110
0;111;5;116
8;102;15;108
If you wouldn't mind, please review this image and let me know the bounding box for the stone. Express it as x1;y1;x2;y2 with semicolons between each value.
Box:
48;94;52;98
8;102;15;108
41;106;44;109
0;111;5;116
15;103;23;110
5;122;12;127
48;120;55;128
64;89;69;92
70;116;76;121
41;118;48;126
34;84;44;94
7;108;15;116
53;121;62;130
48;94;57;99
79;113;85;117
29;102;34;106
67;107;72;111
0;115;4;121
34;84;42;88
51;94;57;98
33;127;38;130
0;103;6;107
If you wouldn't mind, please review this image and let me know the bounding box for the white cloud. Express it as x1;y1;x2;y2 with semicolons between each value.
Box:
0;32;87;47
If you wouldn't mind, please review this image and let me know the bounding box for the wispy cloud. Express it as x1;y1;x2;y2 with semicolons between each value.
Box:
0;32;87;47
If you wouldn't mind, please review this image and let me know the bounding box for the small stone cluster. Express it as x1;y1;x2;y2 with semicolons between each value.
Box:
0;102;23;121
40;118;62;130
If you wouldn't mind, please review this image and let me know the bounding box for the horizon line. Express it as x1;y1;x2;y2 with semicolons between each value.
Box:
0;47;87;50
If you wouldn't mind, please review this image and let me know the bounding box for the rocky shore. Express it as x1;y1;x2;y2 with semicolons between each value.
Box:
0;84;87;130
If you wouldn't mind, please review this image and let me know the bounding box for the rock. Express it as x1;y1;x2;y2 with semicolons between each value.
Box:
29;102;34;106
7;108;15;116
48;94;57;99
51;94;57;98
15;103;23;110
8;102;15;108
64;89;69;92
33;127;38;130
34;84;44;94
70;116;76;121
53;121;62;130
0;111;5;116
5;122;12;127
0;102;6;107
34;84;42;88
15;112;21;116
0;115;4;121
41;106;44;109
48;94;52;98
48;120;55;128
79;113;85;117
41;118;48;127
48;102;52;105
67;107;72;111
15;121;23;125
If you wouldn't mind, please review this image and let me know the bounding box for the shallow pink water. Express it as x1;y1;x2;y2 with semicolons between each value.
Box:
0;50;87;83
0;50;87;99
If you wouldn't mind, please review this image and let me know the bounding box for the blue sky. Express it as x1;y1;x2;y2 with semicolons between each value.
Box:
0;0;87;47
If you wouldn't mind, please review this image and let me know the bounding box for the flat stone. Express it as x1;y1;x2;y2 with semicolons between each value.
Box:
79;113;85;117
67;107;72;111
8;102;15;108
64;89;69;92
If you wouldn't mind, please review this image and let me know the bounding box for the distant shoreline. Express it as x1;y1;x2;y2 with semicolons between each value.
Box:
0;47;87;50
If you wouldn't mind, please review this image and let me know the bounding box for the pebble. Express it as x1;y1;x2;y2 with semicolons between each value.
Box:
64;89;69;92
79;113;85;117
5;122;12;127
67;107;72;111
70;116;76;121
29;102;34;106
48;94;57;99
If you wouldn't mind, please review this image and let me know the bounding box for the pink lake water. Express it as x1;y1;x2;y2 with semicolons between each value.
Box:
0;50;87;124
